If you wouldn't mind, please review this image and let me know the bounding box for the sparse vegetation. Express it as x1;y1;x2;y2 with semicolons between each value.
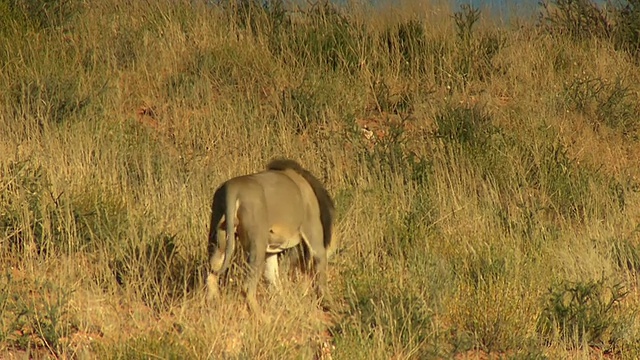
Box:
2;0;640;358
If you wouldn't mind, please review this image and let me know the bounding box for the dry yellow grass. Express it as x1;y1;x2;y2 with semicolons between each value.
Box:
1;0;640;358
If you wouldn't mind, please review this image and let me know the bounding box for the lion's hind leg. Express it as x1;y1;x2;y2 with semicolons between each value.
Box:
301;230;333;311
242;227;268;315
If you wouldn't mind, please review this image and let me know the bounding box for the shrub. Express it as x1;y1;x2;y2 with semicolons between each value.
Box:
8;75;91;126
108;231;201;312
0;158;133;259
94;331;194;360
0;0;81;32
453;5;505;87
539;0;611;40
382;19;428;76
609;234;640;272
541;0;640;62
0;159;55;257
538;278;628;350
449;281;540;354
434;105;496;149
561;75;638;136
279;79;330;134
0;273;78;357
284;2;365;74
611;0;640;60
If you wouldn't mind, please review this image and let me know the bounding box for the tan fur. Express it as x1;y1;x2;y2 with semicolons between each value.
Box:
206;159;335;314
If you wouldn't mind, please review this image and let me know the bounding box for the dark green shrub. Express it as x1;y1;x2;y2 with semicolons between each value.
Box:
163;50;222;107
561;76;638;136
0;274;78;357
611;0;640;59
383;193;438;263
0;160;55;256
452;5;505;86
0;158;132;259
94;331;194;360
282;2;365;74
219;0;288;38
382;19;428;76
454;4;481;45
460;253;507;290
357;116;432;193
278;80;330;134
109;231;201;311
335;266;437;359
539;0;611;40
538;278;628;350
536;141;592;221
8;75;91;127
434;105;496;149
541;0;640;62
369;76;415;115
609;230;640;272
0;0;81;32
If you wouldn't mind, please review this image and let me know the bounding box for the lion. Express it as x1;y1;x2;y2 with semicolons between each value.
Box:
206;158;335;314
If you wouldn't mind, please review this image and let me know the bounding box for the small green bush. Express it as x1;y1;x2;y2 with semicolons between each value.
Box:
383;194;437;263
369;76;415;115
108;231;201;312
358;119;432;192
279;79;331;134
538;278;628;350
561;75;638;136
0;158;135;259
94;331;194;360
609;233;640;272
541;0;640;62
0;159;55;256
335;266;437;358
8;75;91;126
447;269;541;355
0;0;81;32
521;138;596;222
434;105;496;149
611;0;640;60
453;5;505;87
382;19;428;76
285;2;365;74
539;0;611;40
0;273;77;357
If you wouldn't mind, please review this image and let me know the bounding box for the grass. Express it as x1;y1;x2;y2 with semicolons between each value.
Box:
1;0;640;358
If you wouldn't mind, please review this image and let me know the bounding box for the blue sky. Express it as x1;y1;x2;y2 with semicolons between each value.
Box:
454;0;541;19
455;0;610;20
356;0;611;21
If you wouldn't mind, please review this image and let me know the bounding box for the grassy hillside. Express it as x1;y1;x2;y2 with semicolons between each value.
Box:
1;0;640;358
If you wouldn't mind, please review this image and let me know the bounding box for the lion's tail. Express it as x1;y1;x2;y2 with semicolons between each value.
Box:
219;185;238;274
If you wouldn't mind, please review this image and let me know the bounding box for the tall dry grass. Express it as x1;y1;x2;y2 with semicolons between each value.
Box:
1;0;640;358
